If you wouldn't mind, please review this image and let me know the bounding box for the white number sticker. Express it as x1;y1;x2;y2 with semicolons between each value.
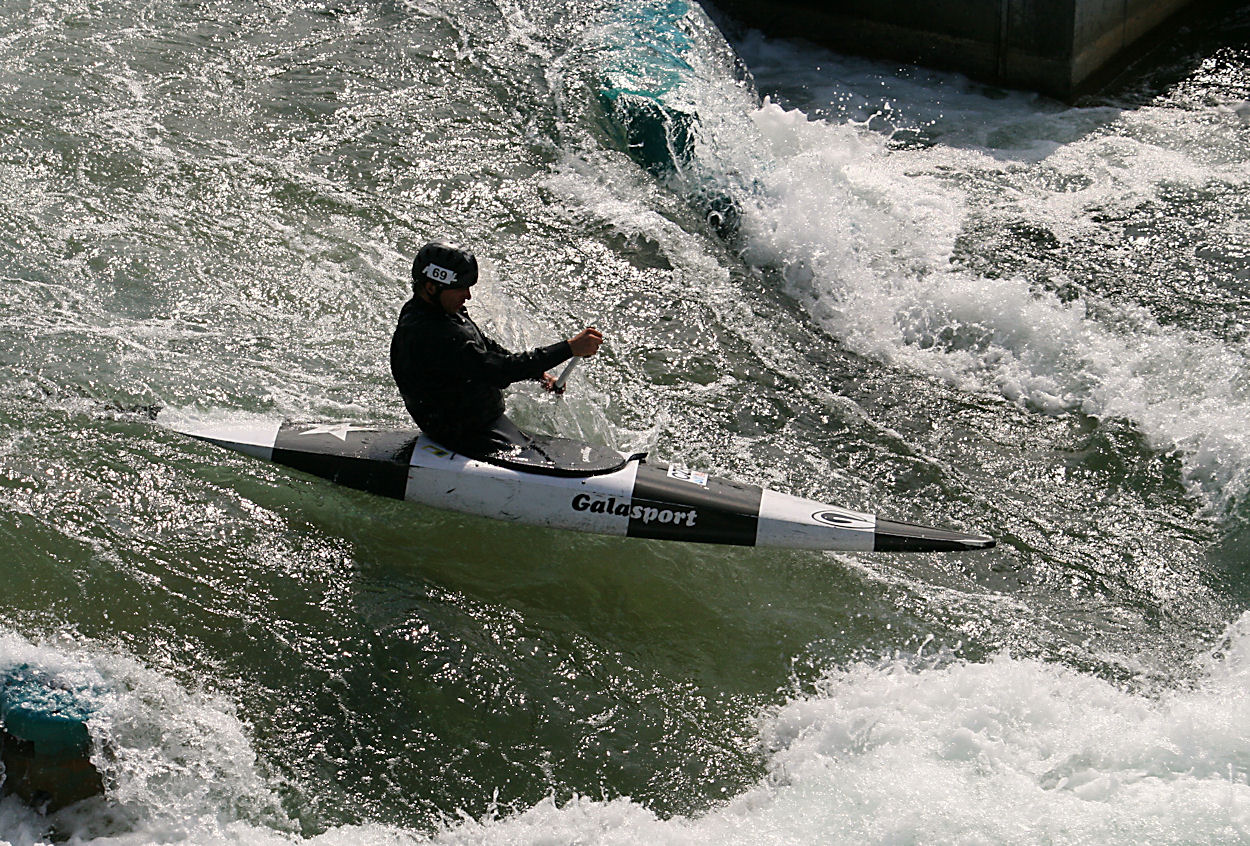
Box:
423;263;457;284
667;466;708;487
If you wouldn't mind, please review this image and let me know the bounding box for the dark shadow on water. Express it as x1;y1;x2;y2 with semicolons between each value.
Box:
710;0;1250;165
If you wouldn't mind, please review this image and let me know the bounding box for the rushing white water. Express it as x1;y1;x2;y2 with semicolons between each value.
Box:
689;40;1250;514
0;631;290;845
2;0;1249;842
6;612;1249;845
406;610;1250;845
425;620;1250;846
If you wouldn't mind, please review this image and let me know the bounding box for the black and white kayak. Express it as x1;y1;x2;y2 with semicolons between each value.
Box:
177;420;995;553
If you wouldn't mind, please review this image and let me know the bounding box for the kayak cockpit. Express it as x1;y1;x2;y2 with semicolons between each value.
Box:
458;417;635;478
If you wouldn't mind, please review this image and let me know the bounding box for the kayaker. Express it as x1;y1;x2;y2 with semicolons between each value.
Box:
390;241;603;457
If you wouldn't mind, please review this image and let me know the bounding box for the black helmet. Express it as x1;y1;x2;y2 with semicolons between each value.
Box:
413;241;478;292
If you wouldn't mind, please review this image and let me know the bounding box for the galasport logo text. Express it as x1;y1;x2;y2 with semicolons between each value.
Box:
571;494;698;527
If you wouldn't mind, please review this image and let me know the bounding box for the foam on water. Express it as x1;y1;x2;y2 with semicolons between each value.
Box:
670;35;1250;514
11;615;1250;845
741;99;1250;510
0;630;295;845
423;612;1250;845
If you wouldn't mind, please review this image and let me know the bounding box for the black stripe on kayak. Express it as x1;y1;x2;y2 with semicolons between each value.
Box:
873;518;996;552
272;423;417;500
627;461;761;545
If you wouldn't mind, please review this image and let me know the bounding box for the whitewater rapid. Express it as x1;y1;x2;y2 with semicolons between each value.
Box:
9;612;1249;845
2;0;1249;843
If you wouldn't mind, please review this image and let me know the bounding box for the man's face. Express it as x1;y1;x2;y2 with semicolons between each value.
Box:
426;282;472;314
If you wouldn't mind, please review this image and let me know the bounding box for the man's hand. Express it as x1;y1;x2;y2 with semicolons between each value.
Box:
540;372;565;394
568;327;604;357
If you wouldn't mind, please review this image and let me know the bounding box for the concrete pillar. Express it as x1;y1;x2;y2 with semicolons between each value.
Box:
706;0;1204;99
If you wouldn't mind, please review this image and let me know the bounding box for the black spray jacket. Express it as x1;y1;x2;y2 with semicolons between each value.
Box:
390;296;572;445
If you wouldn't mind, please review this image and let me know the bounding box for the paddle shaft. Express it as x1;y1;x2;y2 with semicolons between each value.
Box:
553;357;579;391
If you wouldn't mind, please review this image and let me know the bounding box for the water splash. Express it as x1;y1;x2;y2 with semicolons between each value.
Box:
0;631;291;844
426;612;1250;845
682;41;1250;515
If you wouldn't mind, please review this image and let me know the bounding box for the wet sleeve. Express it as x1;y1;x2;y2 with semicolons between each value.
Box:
450;334;573;387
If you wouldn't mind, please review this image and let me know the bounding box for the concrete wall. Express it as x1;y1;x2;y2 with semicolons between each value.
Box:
1069;0;1195;89
706;0;1201;99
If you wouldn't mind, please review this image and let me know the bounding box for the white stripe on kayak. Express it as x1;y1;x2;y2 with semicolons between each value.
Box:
405;434;641;535
756;488;876;551
178;420;282;462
